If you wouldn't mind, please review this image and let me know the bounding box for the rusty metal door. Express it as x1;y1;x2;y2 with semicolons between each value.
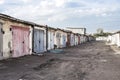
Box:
78;36;80;45
34;29;44;53
67;34;70;46
12;26;29;57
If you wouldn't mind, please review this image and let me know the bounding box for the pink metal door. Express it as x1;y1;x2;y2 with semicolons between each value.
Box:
12;26;29;57
22;27;30;55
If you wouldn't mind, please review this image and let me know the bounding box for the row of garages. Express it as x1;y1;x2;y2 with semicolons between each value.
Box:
0;13;95;60
107;31;120;47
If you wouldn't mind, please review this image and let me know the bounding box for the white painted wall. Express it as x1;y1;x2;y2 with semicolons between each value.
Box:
107;33;120;47
116;33;120;47
96;37;107;41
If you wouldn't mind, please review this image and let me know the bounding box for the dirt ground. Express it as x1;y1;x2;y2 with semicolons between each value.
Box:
0;41;120;80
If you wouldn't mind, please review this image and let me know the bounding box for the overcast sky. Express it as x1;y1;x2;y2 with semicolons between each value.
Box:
0;0;120;33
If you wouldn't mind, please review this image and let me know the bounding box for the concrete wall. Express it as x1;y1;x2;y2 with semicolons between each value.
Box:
96;37;107;41
107;33;120;47
113;33;120;47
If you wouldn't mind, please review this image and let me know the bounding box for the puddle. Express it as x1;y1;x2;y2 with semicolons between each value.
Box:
49;49;64;54
99;59;107;63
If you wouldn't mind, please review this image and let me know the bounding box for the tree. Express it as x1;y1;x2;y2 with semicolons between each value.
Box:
93;28;112;38
97;28;104;34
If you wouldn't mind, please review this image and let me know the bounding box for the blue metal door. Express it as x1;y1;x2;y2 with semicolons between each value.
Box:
62;35;66;47
39;30;44;52
34;29;40;53
34;29;44;53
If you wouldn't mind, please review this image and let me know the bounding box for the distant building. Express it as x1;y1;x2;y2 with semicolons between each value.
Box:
66;27;86;34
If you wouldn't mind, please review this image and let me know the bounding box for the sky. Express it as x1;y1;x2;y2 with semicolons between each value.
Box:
0;0;120;33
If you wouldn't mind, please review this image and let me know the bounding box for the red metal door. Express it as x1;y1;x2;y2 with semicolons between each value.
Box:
78;36;80;45
12;26;29;57
67;34;70;46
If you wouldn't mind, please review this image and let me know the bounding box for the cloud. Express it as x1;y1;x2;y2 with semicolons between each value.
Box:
21;0;32;3
0;0;4;4
0;0;120;33
2;0;119;19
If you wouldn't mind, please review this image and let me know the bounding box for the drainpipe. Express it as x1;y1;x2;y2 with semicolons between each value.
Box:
46;25;48;51
32;25;34;53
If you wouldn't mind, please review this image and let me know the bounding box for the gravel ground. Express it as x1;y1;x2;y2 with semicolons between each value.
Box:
0;41;120;80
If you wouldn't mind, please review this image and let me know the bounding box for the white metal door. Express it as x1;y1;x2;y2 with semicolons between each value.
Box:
39;30;44;52
50;32;54;49
48;31;51;50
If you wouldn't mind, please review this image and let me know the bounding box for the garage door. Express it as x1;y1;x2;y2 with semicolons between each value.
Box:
50;32;54;49
12;26;30;57
34;29;44;53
